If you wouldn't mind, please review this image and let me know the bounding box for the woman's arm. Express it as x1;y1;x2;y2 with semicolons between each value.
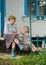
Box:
4;22;8;34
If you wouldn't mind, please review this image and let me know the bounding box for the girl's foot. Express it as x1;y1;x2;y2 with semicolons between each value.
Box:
33;48;37;52
34;47;42;52
19;45;24;50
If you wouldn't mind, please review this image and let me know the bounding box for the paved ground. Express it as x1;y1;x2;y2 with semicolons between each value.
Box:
0;53;22;59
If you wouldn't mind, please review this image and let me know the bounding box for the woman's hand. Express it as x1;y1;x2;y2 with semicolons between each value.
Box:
13;32;18;35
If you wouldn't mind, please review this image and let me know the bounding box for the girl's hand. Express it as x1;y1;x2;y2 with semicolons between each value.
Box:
27;36;30;41
27;38;30;41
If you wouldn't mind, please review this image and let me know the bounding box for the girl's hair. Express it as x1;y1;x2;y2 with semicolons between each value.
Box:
24;26;29;33
8;15;16;21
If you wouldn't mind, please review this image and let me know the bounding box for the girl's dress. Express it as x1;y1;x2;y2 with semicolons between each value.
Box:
21;33;30;51
3;22;18;49
19;33;30;49
22;33;30;45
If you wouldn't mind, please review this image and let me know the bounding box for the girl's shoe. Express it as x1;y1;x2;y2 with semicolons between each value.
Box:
19;45;24;50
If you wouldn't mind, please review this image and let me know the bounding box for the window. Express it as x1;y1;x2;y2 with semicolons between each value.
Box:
43;5;46;15
28;0;46;16
38;0;46;15
28;1;36;15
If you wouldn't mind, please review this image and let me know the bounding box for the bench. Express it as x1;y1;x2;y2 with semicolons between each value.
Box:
0;38;6;52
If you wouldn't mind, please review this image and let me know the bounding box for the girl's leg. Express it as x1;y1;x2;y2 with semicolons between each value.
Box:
32;43;37;49
32;47;37;52
28;41;37;52
32;43;37;52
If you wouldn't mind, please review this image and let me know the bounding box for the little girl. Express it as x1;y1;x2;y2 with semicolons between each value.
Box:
3;15;19;57
21;26;37;52
13;26;37;52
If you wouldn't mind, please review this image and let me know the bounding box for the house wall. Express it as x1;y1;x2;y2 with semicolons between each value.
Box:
5;0;29;33
5;0;46;37
22;16;46;37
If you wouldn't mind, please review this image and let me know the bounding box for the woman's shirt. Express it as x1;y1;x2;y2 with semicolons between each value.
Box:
4;22;18;34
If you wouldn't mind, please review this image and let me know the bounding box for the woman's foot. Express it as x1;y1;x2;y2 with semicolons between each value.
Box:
11;52;16;57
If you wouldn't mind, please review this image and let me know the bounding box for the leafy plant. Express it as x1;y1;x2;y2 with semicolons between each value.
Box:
0;49;46;65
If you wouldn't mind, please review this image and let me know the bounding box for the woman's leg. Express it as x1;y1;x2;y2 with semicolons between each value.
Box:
11;38;19;57
14;38;24;50
11;38;20;53
11;41;16;57
14;38;20;46
12;41;16;49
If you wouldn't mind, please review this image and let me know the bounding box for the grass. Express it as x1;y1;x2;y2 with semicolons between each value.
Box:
0;49;46;65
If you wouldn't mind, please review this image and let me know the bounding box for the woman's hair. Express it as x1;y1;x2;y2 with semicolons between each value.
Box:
8;15;16;21
24;26;29;33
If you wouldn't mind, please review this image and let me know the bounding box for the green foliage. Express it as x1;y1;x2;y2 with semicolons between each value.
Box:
0;49;46;65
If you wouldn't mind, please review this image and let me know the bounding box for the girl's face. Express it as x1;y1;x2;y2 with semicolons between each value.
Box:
24;27;29;33
10;19;16;25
